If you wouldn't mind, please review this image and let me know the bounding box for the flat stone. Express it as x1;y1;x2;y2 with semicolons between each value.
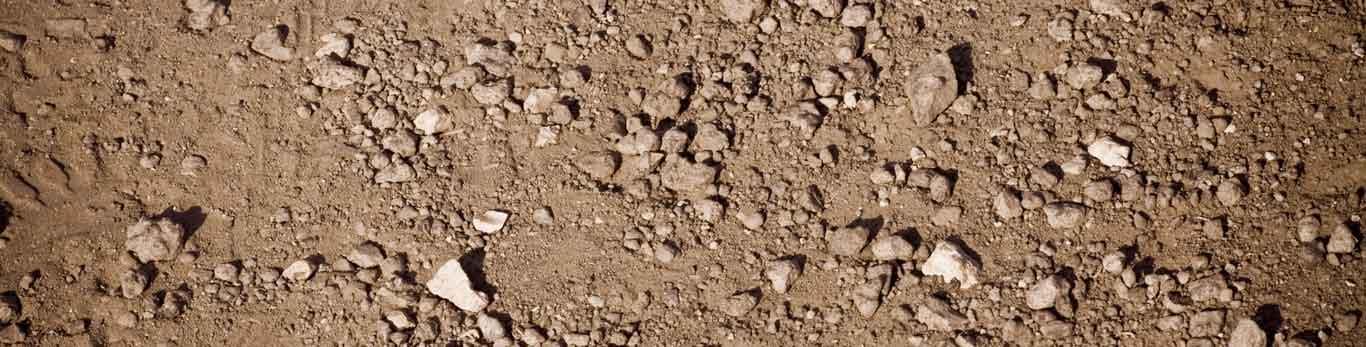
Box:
426;259;490;312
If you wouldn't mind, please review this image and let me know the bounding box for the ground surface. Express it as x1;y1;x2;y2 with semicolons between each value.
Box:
0;0;1365;346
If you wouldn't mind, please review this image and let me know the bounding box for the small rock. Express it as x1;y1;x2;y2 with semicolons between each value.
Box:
694;123;730;151
282;260;316;282
471;79;512;105
532;207;555;225
1088;136;1132;167
828;226;871;256
1297;216;1322;243
718;0;765;23
993;190;1023;219
840;5;873;27
1335;311;1361;332
765;259;801;294
473;210;510;234
312;60;363;89
1227;319;1267;347
921;240;982;289
659;156;717;194
1189;310;1225;337
375;162;416;183
214;262;240;282
523;88;559;114
1327;223;1358;254
1084;179;1115;202
625;35;652;59
427;259;491;312
1026;275;1069;310
1102;252;1126;273
119;269;148;298
1216;178;1246;206
906;53;959;125
1090;0;1131;20
807;0;842;18
251;25;293;61
722;290;760;317
125;218;186;263
1064;63;1104;90
736;209;765;230
0;324;24;344
916;296;967;331
347;241;386;268
1043;202;1088;228
414;108;452;135
314;33;351;58
654;242;679;263
180;155;207;175
44;19;86;39
477;312;506;339
575;152;619;179
184;0;230;31
870;235;915;260
931;206;962;226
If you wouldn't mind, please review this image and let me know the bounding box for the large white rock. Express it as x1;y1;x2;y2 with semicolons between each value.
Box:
920;241;982;289
426;259;490;312
473;210;510;234
1087;136;1132;167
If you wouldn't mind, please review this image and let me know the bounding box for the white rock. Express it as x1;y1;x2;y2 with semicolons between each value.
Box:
124;218;186;263
282;260;316;282
413;108;451;135
870;236;915;260
473;210;510;234
906;53;959;126
477;312;506;339
765;259;801;294
427;259;490;312
314;33;351;58
523;87;558;114
250;26;293;61
921;241;982;289
1087;136;1131;167
1026;275;1067;310
1228;318;1267;347
1327;223;1358;254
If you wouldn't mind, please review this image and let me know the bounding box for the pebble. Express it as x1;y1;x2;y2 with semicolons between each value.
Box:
1296;216;1321;243
625;35;652;59
472;79;512;105
906;53;959;125
765;259;801;294
659;156;717;194
1227;318;1267;347
916;296;967;331
1189;310;1225;337
1026;275;1069;310
124;218;186;263
1084;179;1115;202
184;0;228;31
694;123;730;151
839;5;873;27
523;88;558;114
347;241;386;268
251;26;294;61
1043;202;1088;228
427;259;491;312
1327;223;1358;253
312;60;363;89
282;260;316;282
870;235;915;260
477;312;506;339
921;241;982;289
375;162;416;183
119;269;148;298
1102;252;1126;273
827;226;871;256
0;294;17;324
931;206;962;226
736;209;765;230
654;242;679;263
807;0;843;18
575;152;619;179
1216;179;1246;206
180;155;207;175
214;262;241;283
1088;136;1132;167
719;0;765;23
722;290;760;317
532;207;555;225
993;190;1023;219
414;108;452;135
473;210;510;234
44;19;86;39
1064;63;1104;90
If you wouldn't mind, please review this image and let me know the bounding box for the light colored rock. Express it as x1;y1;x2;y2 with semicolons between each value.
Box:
828;226;871;256
119;269;148;298
575;152;619;179
315;33;351;58
1043;202;1088;228
722;291;759;317
312;61;362;89
414;108;452;135
921;241;982;289
993;190;1023;219
251;26;293;61
659;156;717;194
916;296;967;331
1088;136;1132;167
1327;223;1358;254
807;0;842;18
473;210;510;234
765;259;801;294
625;35;652;58
870;236;915;260
125;218;186;263
213;262;240;282
1090;0;1131;20
1189;310;1225;337
1102;252;1125;273
906;53;959;126
1026;275;1068;310
427;259;490;312
718;0;766;23
840;5;872;27
464;42;515;77
1064;63;1104;89
282;260;316;282
1216;179;1245;206
0;31;23;53
654;242;679;263
523;87;558;114
347;241;386;268
1228;318;1267;347
184;0;229;31
471;79;511;105
477;312;506;339
375;162;416;183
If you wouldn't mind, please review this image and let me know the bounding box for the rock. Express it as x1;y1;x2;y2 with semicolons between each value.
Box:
765;259;801;294
1335;311;1361;332
1327;223;1358;253
932;206;962;226
1088;136;1132;167
311;60;363;89
251;25;293;61
1026;275;1069;310
1090;0;1131;20
386;310;415;330
1227;319;1267;347
120;269;149;298
575;152;619;179
414;108;452;135
375;162;416;183
125;217;186;263
0;31;23;52
927;171;955;202
472;79;512;105
214;262;241;282
427;259;490;312
694;198;725;222
1027;74;1057;99
828;226;871;256
180;155;208;175
282;260;316;282
477;312;506;339
807;0;843;18
1297;216;1321;243
921;240;982;289
381;132;418;157
625;35;652;59
564;333;591;346
44;19;87;39
0;324;23;344
718;0;765;23
315;33;351;58
993;190;1023;219
532;207;555;225
473;210;510;234
347;241;386;268
906;53;959;125
853;264;892;317
1186;275;1228;302
1064;63;1104;90
465;42;516;77
184;0;230;31
1102;252;1126;273
916;296;967;331
1084;179;1115;202
694;123;730;151
840;5;873;27
659;156;717;194
523;88;559;114
736;209;764;230
0;293;17;324
722;290;759;317
1189;310;1225;337
870;235;915;260
654;242;679;263
1216;178;1246;206
1043;202;1088;228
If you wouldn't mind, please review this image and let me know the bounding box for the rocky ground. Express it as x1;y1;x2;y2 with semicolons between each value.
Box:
1;0;1365;346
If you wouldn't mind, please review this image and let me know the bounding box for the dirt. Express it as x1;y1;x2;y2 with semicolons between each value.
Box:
1;0;1365;346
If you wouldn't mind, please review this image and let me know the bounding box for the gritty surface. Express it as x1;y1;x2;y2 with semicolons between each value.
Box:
1;0;1365;346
